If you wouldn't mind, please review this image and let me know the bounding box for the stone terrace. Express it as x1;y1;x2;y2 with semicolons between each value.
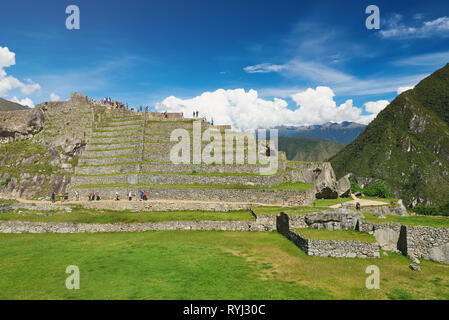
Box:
68;104;316;206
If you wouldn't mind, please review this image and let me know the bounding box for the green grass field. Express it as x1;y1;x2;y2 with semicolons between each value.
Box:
1;231;448;300
362;211;449;228
0;208;254;223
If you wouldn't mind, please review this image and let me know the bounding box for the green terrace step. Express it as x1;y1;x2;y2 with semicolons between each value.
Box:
78;157;141;166
82;148;142;157
75;162;273;175
85;142;142;151
90;134;141;140
70;172;284;188
97;122;144;128
93;125;144;132
91;129;142;137
103;117;144;122
88;140;143;146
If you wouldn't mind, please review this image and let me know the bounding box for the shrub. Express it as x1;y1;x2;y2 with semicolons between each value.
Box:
350;183;363;193
363;183;392;198
414;202;449;217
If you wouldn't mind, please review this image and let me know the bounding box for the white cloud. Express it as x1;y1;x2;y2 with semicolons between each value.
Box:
244;59;353;84
50;92;61;101
155;87;380;131
395;51;449;66
397;86;414;94
11;96;34;108
244;63;286;73
0;45;40;98
380;16;449;39
364;100;389;114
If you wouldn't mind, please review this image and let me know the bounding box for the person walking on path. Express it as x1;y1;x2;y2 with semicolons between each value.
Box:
128;191;132;201
75;190;79;201
51;192;56;203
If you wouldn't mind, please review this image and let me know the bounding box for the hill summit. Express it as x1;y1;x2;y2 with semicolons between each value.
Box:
331;63;449;207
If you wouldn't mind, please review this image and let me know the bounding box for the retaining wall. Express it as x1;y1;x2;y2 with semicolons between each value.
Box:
68;186;315;206
276;213;379;258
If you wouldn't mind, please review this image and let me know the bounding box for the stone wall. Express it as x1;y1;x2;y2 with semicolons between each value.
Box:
71;172;285;188
0;215;281;233
276;213;379;258
402;225;449;264
70;186;316;206
357;221;402;252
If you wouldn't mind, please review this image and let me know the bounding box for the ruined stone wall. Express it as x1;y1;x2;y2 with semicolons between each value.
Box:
0;219;277;233
403;226;449;264
71;172;285;188
357;221;402;252
72;186;315;206
276;213;379;258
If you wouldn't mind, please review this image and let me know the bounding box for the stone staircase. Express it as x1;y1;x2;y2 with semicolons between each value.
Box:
68;109;316;207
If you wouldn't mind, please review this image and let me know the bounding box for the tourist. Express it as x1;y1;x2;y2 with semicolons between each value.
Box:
138;190;143;201
74;190;79;201
64;192;69;202
51;191;55;203
193;111;195;118
143;191;148;201
96;192;100;201
356;202;361;211
128;191;132;201
115;192;120;201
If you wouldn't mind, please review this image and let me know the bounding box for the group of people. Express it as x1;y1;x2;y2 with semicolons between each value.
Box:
89;192;101;201
100;97;113;105
192;110;200;118
115;191;149;201
51;190;151;202
51;192;69;203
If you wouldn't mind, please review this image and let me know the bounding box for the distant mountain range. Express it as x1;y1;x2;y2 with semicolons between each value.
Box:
331;63;449;207
275;122;366;144
0;98;28;112
278;136;346;162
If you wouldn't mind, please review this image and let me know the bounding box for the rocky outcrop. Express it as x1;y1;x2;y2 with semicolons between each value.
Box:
336;174;351;197
0;107;45;143
305;208;364;230
362;200;408;217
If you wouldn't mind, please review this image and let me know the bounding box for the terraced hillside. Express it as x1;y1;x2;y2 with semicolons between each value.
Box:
0;93;95;199
69;112;317;206
1;92;346;205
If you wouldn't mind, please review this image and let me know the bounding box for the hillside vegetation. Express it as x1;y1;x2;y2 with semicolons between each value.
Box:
278;136;345;162
0;98;28;112
331;63;449;206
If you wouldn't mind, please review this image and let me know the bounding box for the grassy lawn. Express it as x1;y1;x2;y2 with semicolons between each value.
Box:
362;211;449;228
75;171;279;177
0;231;448;300
0;208;254;223
252;206;319;216
295;228;377;243
312;198;352;207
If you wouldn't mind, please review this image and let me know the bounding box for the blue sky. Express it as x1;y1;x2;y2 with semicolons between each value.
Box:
1;0;449;129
